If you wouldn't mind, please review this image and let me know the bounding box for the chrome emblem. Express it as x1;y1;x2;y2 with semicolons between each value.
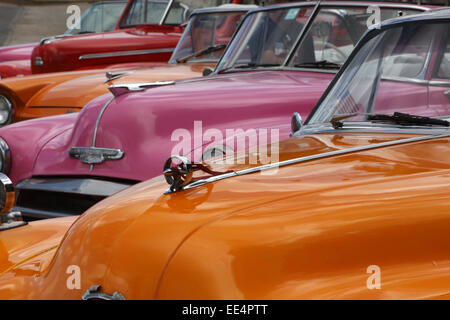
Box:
82;285;126;300
69;147;124;165
108;81;175;97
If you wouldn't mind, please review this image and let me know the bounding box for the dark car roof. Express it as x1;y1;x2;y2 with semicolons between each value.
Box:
379;7;450;28
247;1;432;14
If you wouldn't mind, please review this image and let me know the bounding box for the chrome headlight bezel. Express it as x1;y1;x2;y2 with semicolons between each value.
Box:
0;137;11;174
0;95;13;126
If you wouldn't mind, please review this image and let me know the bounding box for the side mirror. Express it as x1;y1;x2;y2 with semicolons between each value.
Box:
291;112;303;136
202;67;214;77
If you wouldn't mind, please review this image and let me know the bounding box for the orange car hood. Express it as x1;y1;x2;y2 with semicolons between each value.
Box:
26;63;212;108
1;132;450;299
0;63;213;122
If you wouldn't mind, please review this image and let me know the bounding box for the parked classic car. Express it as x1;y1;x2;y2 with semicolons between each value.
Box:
0;0;129;79
0;8;449;300
0;5;254;124
0;1;429;220
28;0;251;76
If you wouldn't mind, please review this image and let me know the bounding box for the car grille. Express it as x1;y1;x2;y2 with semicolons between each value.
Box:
14;177;136;220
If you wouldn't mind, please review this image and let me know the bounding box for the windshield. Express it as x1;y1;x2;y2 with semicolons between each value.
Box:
308;22;450;126
169;10;248;64
121;0;237;28
65;1;127;35
216;5;425;72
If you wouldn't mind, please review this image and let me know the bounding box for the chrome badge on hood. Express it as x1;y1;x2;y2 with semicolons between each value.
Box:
69;147;124;165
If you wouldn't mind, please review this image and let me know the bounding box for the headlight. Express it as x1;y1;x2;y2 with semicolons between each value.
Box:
0;95;12;126
0;138;11;174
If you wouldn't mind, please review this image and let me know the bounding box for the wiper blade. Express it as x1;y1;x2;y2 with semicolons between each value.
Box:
331;112;450;129
294;60;341;70
177;44;227;64
217;63;280;74
368;112;450;127
75;31;95;35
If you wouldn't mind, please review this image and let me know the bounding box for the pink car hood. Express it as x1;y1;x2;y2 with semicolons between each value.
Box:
32;70;334;182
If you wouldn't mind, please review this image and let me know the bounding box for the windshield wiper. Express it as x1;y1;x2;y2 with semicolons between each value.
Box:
75;31;95;35
368;112;450;127
294;60;341;70
177;44;227;64
217;63;280;74
330;112;450;129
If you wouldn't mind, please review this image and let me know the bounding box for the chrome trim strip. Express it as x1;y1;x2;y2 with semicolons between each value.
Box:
69;96;116;171
108;81;175;97
429;80;450;87
170;133;450;193
79;48;174;60
92;96;115;148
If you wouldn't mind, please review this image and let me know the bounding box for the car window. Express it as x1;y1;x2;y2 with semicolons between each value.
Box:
289;7;425;67
124;0;171;26
437;37;450;79
382;23;435;79
170;11;247;63
309;23;446;124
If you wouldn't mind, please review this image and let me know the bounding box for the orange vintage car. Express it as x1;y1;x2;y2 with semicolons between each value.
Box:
0;4;254;125
0;8;450;300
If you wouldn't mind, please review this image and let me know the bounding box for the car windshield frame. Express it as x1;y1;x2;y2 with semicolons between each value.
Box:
214;2;429;74
301;19;450;134
119;0;237;29
168;8;250;64
119;0;181;28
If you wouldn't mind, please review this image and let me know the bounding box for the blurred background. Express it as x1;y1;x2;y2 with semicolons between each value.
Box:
0;0;448;46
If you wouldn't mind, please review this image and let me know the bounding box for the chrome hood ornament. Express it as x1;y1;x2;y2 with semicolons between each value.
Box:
108;81;175;97
105;71;132;84
69;147;124;165
163;156;232;193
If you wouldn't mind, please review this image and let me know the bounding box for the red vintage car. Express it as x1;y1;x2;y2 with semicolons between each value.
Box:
29;0;245;75
0;0;129;79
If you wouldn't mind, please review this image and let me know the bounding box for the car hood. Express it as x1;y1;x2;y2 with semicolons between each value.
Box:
31;26;183;74
32;70;334;182
2;132;450;299
0;43;36;63
21;62;215;109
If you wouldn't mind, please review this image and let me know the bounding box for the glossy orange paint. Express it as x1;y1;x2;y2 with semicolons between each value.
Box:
0;62;213;123
0;132;449;299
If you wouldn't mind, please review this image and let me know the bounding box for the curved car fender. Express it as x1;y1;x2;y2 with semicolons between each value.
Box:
0;113;78;184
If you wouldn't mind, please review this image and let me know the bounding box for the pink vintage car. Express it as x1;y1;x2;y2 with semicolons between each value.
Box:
0;2;431;219
0;0;129;79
